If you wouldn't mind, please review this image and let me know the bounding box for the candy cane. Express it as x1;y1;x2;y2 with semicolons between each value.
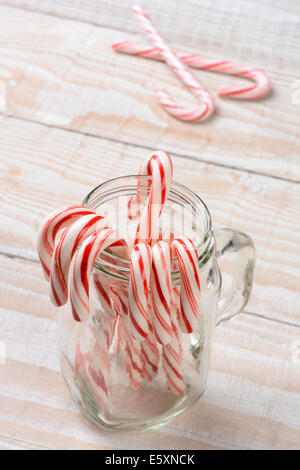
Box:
151;241;173;344
50;214;105;307
74;340;109;405
171;237;201;333
130;6;214;122
120;317;144;388
112;314;121;355
93;272;115;318
162;288;185;394
108;238;130;258
128;243;152;340
88;310;117;404
134;151;173;244
91;342;111;402
112;41;271;100
162;332;184;395
74;339;89;381
141;333;160;381
128;150;172;229
70;228;116;322
37;205;95;280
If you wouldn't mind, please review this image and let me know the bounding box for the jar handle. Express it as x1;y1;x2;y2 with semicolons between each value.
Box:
214;228;255;326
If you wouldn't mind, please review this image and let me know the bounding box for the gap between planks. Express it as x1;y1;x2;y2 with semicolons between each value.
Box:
4;113;300;187
0;432;54;450
1;246;299;331
0;5;299;184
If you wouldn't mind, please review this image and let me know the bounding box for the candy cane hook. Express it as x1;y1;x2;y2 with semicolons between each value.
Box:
131;6;215;122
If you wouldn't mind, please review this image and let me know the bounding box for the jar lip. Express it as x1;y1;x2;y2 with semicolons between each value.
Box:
83;175;213;278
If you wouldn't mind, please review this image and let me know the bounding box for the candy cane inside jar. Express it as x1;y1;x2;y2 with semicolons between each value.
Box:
59;175;214;425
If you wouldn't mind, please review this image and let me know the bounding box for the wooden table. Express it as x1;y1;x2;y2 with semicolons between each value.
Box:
0;0;299;450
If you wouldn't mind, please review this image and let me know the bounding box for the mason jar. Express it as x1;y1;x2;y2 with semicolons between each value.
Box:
59;176;255;431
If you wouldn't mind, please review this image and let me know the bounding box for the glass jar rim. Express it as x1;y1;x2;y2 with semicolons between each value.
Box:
82;175;213;281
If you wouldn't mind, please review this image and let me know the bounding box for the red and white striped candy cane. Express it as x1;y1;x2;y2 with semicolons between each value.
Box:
162;331;184;395
112;314;121;355
74;340;89;381
93;272;116;318
50;214;105;307
128;151;173;227
151;241;173;345
120;317;144;389
70;228;116;322
37;205;95;280
128;243;152;340
74;341;109;405
112;41;271;100
90;342;111;404
141;333;160;381
134;151;173;244
171;237;201;333
162;288;184;394
131;6;214;122
108;238;130;259
88;310;117;404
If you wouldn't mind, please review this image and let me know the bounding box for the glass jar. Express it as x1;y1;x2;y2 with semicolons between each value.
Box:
59;176;255;431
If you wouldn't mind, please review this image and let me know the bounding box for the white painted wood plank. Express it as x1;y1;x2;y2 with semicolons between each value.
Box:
0;5;299;181
0;116;299;325
0;255;299;449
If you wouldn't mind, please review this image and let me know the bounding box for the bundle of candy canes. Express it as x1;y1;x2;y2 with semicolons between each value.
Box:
37;151;201;403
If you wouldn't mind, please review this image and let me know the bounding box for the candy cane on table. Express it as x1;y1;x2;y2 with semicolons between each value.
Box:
129;6;214;122
50;214;106;307
70;228;116;322
112;41;271;100
128;243;152;340
134;151;173;245
151;241;173;345
171;236;201;334
37;205;95;280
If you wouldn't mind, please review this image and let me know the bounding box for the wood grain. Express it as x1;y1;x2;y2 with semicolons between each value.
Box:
0;5;299;181
0;254;299;450
4;0;300;69
0;115;300;326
